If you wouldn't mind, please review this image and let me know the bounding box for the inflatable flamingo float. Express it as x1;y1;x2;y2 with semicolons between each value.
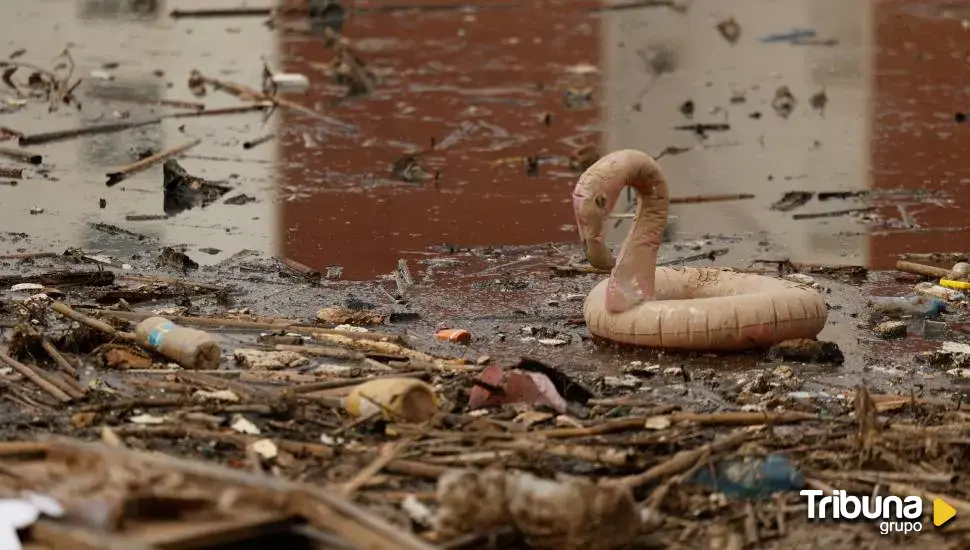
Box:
572;149;828;351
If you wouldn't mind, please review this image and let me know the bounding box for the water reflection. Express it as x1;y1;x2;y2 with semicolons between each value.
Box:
81;78;165;167
869;0;970;269
1;0;279;262
1;0;967;279
277;0;601;279
603;0;873;269
77;0;162;20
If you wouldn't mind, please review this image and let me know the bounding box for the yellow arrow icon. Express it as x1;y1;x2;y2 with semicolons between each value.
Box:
934;498;956;527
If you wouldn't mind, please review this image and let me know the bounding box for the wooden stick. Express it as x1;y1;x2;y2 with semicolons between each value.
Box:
385;459;449;479
663;411;818;426
531;409;678;439
118;273;225;291
40;338;78;378
162;104;271;120
0;166;23;179
0;351;72;403
32;519;154;550
896;260;949;279
100;96;207;111
670;193;754;204
276;344;364;362
0;251;59;260
490;439;632;466
44;436;440;550
244;133;276;150
338;438;416;496
608;194;755;218
18;118;162;146
0;146;42;164
171;7;277;17
189;70;345;126
279;257;320;280
112;425;336;459
286;371;431;395
90;308;405;343
0;270;113;287
40;368;85;400
158;98;206;110
105;138;201;187
792;207;875;220
614;429;752;489
307;332;461;369
50;301;135;341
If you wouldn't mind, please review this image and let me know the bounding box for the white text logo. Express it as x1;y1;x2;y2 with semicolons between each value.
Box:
801;489;923;535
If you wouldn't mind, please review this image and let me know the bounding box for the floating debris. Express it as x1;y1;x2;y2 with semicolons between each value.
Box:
772;85;796;118
716;17;742;44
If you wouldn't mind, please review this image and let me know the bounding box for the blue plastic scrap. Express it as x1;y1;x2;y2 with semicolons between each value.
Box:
759;29;817;43
691;454;805;499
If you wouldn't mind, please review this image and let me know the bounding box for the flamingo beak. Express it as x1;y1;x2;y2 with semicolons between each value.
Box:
573;192;615;270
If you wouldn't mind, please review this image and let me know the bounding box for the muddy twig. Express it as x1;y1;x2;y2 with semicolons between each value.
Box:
792;207;875;220
0;166;23;179
0;146;41;165
188;70;347;127
243;133;275;150
278;257;321;282
895;260;950;279
50;301;135;341
105;138;202;187
0;270;114;288
18;118;162;147
0;48;82;112
0;351;73;403
657;248;729;266
162;104;272;120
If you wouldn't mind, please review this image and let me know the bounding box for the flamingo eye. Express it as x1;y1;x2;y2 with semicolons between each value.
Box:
594;195;607;209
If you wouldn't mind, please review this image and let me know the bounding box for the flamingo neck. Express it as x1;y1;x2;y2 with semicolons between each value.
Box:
602;153;670;313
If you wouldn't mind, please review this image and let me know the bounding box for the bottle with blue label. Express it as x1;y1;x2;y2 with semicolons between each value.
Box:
868;295;946;319
134;317;221;370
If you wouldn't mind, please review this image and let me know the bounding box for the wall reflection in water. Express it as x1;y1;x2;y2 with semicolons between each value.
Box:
77;0;163;20
868;0;970;269
278;0;601;279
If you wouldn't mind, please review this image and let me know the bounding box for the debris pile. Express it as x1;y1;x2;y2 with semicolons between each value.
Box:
0;247;968;548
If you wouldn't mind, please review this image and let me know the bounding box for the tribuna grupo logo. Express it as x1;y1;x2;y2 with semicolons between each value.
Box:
801;489;926;535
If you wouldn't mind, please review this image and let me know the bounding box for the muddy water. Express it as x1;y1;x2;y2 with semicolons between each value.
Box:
602;0;969;273
1;0;282;259
0;0;966;397
0;0;966;280
276;0;601;279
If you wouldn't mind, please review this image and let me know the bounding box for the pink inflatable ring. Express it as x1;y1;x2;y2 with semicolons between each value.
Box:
572;149;828;351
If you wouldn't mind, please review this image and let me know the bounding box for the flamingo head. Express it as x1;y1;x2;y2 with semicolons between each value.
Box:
572;181;615;270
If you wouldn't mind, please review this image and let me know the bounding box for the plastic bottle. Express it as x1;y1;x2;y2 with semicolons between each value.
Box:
914;282;966;302
134;317;221;370
868;295;946;319
691;454;804;499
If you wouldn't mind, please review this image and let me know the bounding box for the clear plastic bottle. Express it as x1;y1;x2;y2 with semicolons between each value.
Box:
868;295;946;319
134;317;221;370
